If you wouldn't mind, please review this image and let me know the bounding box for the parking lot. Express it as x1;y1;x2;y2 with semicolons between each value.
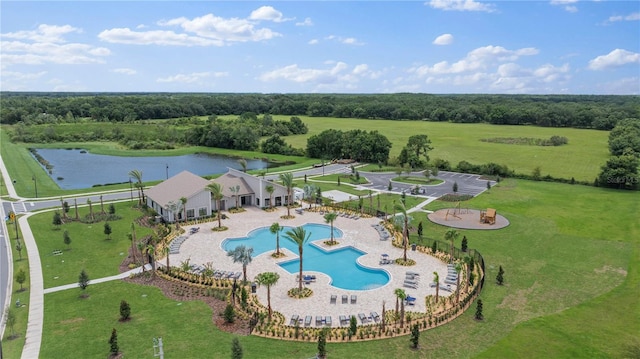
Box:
359;170;494;199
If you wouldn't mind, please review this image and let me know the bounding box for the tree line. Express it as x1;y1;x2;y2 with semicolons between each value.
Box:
597;118;639;190
1;92;638;130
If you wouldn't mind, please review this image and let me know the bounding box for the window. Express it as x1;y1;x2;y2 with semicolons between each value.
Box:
186;209;195;219
198;207;207;217
256;198;260;206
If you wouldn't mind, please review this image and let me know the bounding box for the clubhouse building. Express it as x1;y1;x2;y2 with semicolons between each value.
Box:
145;168;289;223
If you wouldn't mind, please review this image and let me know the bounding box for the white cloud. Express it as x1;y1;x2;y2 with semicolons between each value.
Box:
308;39;319;45
433;33;454;45
1;70;47;80
112;68;137;75
550;0;579;13
1;24;80;43
99;28;222;46
411;45;539;75
325;35;365;46
588;49;640;70
0;24;109;68
249;6;290;23
428;0;495;12
259;62;352;84
157;71;228;83
101;10;282;47
296;18;313;26
607;12;640;23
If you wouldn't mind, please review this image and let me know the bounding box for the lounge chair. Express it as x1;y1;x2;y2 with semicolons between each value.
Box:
304;315;312;327
351;295;357;304
429;282;437;288
339;315;348;325
444;278;457;285
406;271;420;276
358;313;367;323
316;316;324;326
371;311;380;322
404;279;419;285
439;284;453;292
325;316;332;326
330;294;337;304
290;314;299;325
403;282;418;289
342;295;348;304
406;274;419;280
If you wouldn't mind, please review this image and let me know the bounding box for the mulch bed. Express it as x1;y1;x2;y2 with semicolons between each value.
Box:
119;249;250;336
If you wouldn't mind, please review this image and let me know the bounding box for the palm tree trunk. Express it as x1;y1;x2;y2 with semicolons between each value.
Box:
400;301;405;328
217;199;222;227
298;249;303;292
267;286;272;319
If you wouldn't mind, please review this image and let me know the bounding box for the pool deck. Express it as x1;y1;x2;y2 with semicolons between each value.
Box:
171;206;452;327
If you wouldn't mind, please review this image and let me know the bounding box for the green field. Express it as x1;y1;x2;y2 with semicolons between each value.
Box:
257;116;610;182
21;179;639;358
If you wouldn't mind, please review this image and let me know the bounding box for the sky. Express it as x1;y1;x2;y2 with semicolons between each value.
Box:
1;1;639;94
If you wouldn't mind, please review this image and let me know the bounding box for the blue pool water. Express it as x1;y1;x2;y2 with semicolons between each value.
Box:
222;223;390;291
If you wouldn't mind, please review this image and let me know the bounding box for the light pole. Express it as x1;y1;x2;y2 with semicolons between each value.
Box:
129;178;133;201
32;175;37;198
165;164;169;179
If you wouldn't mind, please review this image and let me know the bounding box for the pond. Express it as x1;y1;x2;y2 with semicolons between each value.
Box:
32;148;274;190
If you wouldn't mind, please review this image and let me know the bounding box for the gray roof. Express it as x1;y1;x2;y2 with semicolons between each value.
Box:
145;170;211;208
213;173;253;197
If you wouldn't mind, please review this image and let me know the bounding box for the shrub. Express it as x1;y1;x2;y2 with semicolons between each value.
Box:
224;304;235;323
120;300;131;321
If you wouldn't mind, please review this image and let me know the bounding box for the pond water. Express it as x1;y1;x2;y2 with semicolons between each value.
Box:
33;148;271;190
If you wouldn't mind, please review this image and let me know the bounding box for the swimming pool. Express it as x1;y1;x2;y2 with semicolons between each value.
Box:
222;223;390;291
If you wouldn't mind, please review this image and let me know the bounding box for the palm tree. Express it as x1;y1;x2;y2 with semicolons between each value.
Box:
394;201;410;262
255;272;280;320
146;244;156;274
394;288;407;328
238;158;248;172
285;226;311;292
206;183;224;228
74;198;79;220
99;195;105;214
136;241;146;271
455;262;463;304
229;185;240;209
279;172;294;217
162;245;170;275
180;196;188;223
323;212;338;244
265;184;274;209
433;271;440;304
87;199;94;221
128;170;145;205
303;184;316;209
445;229;460;263
227;245;254;283
270;222;283;256
60;198;67;221
129;223;137;264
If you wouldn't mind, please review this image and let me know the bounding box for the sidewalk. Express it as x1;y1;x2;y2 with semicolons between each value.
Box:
19;212;43;359
43;264;151;294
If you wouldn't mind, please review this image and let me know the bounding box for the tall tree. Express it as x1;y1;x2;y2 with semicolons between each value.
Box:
265;184;275;209
227;245;254;283
206;182;224;228
16;268;26;291
230;185;241;209
455;262;463;304
279;172;295;217
285;226;311;292
78;269;90;297
433;271;440;304
394;288;407;327
128;169;145;205
63;229;72;249
74;198;79;220
180;196;188;222
60;197;67;220
394;201;411;262
99;195;105;214
238;158;248;173
254;272;280;320
162;245;170;275
130;223;137;264
323;212;338;245
270;222;283;256
87;199;94;221
445;229;460;263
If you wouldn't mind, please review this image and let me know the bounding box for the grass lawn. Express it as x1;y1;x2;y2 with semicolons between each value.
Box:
1;220;31;359
391;176;444;186
36;178;638;358
29;201;154;289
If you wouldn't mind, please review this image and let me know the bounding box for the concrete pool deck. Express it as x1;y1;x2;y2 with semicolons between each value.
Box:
171;207;452;327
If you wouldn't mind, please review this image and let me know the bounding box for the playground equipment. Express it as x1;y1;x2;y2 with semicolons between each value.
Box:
445;202;469;220
480;208;497;225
